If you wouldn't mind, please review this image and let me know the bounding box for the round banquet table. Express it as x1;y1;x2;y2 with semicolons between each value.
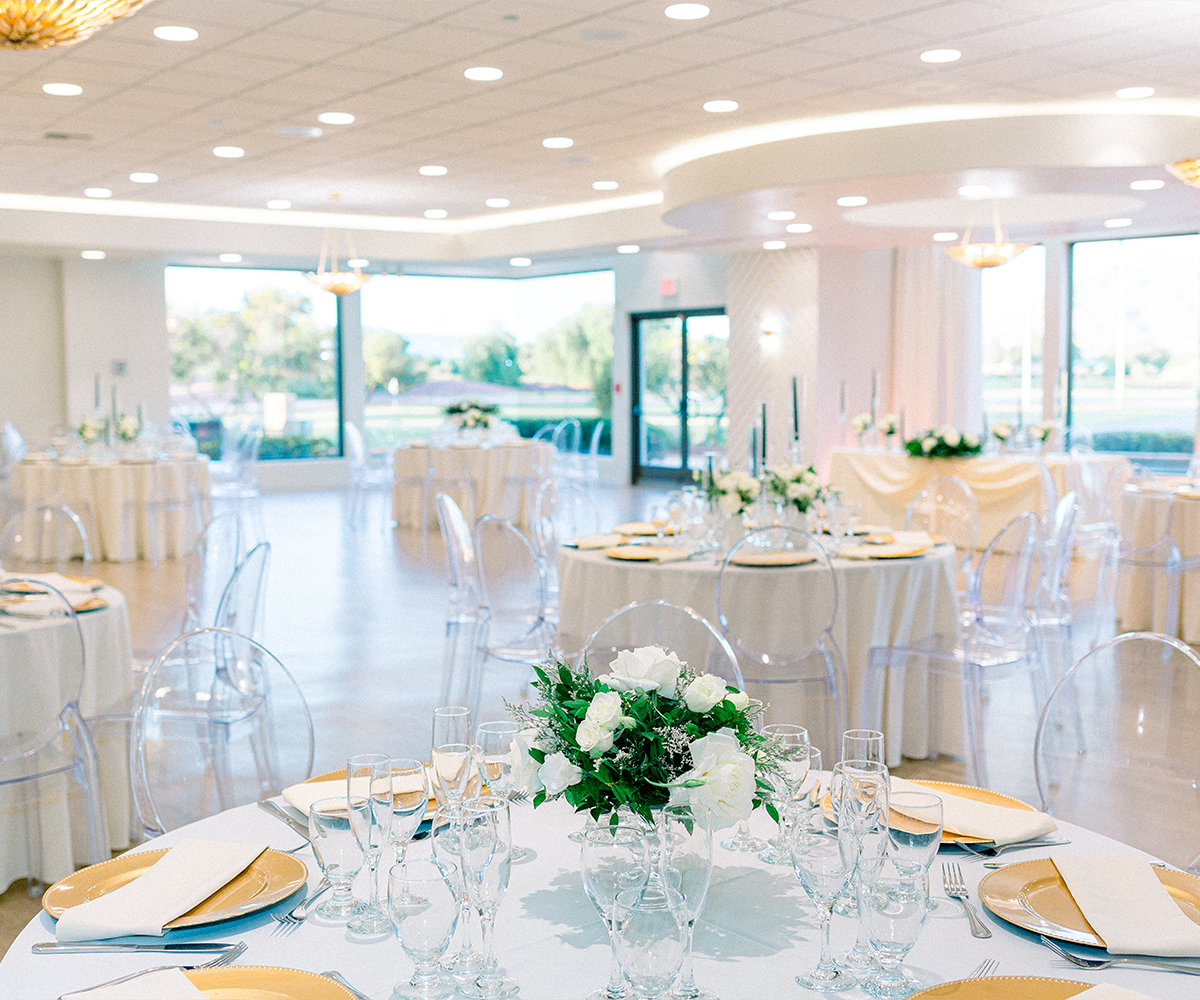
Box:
3;797;1198;998
391;441;552;529
556;543;960;767
0;586;135;892
14;458;210;562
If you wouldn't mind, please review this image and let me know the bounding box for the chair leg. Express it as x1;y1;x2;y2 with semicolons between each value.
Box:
62;706;110;864
960;659;987;788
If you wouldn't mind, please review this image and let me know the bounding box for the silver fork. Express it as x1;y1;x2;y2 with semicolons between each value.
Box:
56;941;246;998
1038;934;1200;975
969;958;998;978
271;877;333;935
942;862;992;938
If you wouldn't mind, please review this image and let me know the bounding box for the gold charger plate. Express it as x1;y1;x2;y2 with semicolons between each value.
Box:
42;849;307;930
0;594;108;614
1;577;104;594
305;769;438;818
728;550;817;567
606;545;676;561
186;966;355;999
909;977;1090;999
611;521;676;536
979;858;1200;948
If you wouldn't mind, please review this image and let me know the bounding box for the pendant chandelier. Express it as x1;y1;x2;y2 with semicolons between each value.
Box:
945;200;1031;269
0;0;147;50
305;194;371;297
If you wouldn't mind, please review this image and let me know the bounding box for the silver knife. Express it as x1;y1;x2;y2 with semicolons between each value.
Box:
34;942;235;954
258;799;310;839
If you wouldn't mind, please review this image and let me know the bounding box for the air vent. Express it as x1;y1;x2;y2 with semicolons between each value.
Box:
44;131;92;141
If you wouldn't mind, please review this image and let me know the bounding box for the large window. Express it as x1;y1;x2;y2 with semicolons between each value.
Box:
359;270;614;451
1070;234;1200;453
981;245;1045;428
165;267;340;459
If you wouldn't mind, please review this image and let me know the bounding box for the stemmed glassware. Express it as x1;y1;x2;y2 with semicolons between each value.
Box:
857;857;929;999
347;753;394;934
388;757;432;866
657;806;714;1000
581;825;651;1000
832;760;890;976
433;705;472;747
308;797;365;920
388;859;460;1000
432;805;482;978
720;700;766;854
833;730;883;918
476;721;528;861
758;724;810;864
887;791;943;916
613;882;688;1000
458;795;518;1000
791;748;824;828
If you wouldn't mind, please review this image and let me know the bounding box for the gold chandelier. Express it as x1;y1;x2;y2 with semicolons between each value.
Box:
1167;159;1200;187
945;201;1031;269
305;194;371;297
0;0;147;50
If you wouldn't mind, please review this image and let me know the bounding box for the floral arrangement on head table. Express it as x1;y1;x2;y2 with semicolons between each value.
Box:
904;426;982;458
507;646;786;829
445;399;499;429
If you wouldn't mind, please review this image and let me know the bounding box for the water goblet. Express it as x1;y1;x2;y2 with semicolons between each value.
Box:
389;860;460;1000
432;742;483;814
887;791;943;914
857;857;929;999
758;724;810;864
388;757;432;866
581;825;651;1000
348;754;394;934
459;795;518;1000
833;760;890;975
431;805;482;978
657;806;714;1000
613;883;688;1000
841;729;885;764
476;721;528;861
720;700;766;853
308;797;366;920
789;810;858;992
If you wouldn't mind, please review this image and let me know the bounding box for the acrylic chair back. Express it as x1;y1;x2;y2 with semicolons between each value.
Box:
577;599;744;689
533;478;601;560
1034;631;1200;871
969;512;1040;642
185;512;243;631
1033;492;1077;623
343;420;367;467
0;503;91;573
435;491;481;621
474;515;546;623
904;475;978;582
215;541;270;641
131;627;314;837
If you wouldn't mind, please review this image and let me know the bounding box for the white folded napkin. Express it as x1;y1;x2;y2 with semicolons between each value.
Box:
62;968;207;999
1051;854;1200;956
1;572;97;598
891;777;1057;846
55;839;266;941
281;769;429;817
1075;987;1157;1000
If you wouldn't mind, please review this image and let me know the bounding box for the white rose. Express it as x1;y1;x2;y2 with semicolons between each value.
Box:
921;437;936;454
682;673;729;713
576;718;615;756
964;433;980;448
943;429;961;448
508;728;543;796
747;478;761;499
538;752;583;796
725;689;750;710
717;491;741;514
585;690;623;730
672;728;756;829
599;646;683;697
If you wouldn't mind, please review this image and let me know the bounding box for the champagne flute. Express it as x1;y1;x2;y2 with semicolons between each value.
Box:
658;805;714;1000
721;699;766;853
476;721;528;861
388;757;432;866
458;795;518;1000
432;805;482;978
308;797;365;920
389;860;459;1000
432;743;483;814
581;825;651;1000
347;753;393;934
433;705;472;748
789;804;858;992
833;760;890;976
758;724;810;864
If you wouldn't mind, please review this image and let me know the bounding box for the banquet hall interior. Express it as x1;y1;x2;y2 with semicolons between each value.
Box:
4;1;1200;995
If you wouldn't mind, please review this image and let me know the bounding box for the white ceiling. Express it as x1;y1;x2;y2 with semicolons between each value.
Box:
4;0;1200;264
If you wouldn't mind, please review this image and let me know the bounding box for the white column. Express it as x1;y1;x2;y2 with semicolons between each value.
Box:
337;290;364;447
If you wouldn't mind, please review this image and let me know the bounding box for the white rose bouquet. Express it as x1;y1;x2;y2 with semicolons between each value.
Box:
765;463;825;514
904;426;982;458
115;413;140;441
1029;421;1055;443
880;413;899;437
850;412;873;436
990;421;1012;443
78;417;105;443
445;399;498;429
508;647;784;829
714;470;761;515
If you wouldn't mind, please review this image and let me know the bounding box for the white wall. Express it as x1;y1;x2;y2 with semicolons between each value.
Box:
0;256;66;440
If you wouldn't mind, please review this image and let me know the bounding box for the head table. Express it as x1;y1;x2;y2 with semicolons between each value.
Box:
2;796;1196;998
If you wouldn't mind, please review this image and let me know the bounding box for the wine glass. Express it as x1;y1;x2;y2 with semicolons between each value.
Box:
389;859;460;1000
432;743;483;814
758;724;810;864
308;797;365;920
789;807;858;992
458;795;518;1000
476;721;528;861
431;805;482;978
842;729;885;764
832;760;890;976
388;757;432;866
887;791;943;914
657;806;714;1000
613;882;688;1000
347;754;393;934
721;699;766;853
857;857;930;999
581;825;651;1000
791;748;824;828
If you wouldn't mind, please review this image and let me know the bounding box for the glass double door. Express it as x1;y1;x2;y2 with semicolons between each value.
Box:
632;309;728;482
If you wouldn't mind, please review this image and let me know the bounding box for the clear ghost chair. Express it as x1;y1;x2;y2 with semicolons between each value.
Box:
130;627;314;837
120;461;206;567
185;512;243;631
501;433;553;525
0;579;109;874
435;492;482;706
532;477;602;614
0;503;91;574
551;418;582;479
344;420;395;528
904;475;979;601
1034;631;1200;872
583;420;606;484
577;599;744;690
1027;492;1078;679
209;425;265;543
215;541;270;642
715;526;847;758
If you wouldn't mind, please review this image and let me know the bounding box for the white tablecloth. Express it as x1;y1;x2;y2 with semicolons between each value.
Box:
1116;487;1200;642
14;459;210;562
3;798;1197;998
392;441;552;529
556;544;960;764
0;587;134;892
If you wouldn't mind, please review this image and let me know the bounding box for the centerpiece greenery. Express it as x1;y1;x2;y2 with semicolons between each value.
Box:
904;426;982;458
444;399;499;430
508;647;784;828
713;469;761;515
115;413;140;441
78;417;105;443
765;464;825;514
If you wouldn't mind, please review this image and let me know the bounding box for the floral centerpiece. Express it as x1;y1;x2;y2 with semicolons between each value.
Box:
904;427;982;458
1029;421;1055;444
766;464;824;514
850;412;872;437
880;413;899;438
508;647;783;829
78;417;105;443
714;470;761;515
990;421;1012;444
444;400;498;430
115;413;140;441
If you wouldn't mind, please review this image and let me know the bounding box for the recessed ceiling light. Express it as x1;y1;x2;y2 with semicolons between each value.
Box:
464;66;503;81
543;137;573;149
932;232;959;242
424;209;448;219
43;83;82;96
84;187;112;198
510;257;532;267
129;172;158;183
317;112;354;125
703;100;738;113
278;125;323;137
958;184;992;199
80;250;106;260
347;258;369;268
763;240;786;250
218;253;242;263
1105;218;1133;227
617;245;640;254
213;146;244;158
1116;87;1154;99
1130;179;1164;190
665;3;709;20
485;198;511;208
592;181;619;191
266;199;291;210
920;49;961;63
154;25;198;41
767;210;796;221
837;195;868;207
419;165;448;176
786;223;813;234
